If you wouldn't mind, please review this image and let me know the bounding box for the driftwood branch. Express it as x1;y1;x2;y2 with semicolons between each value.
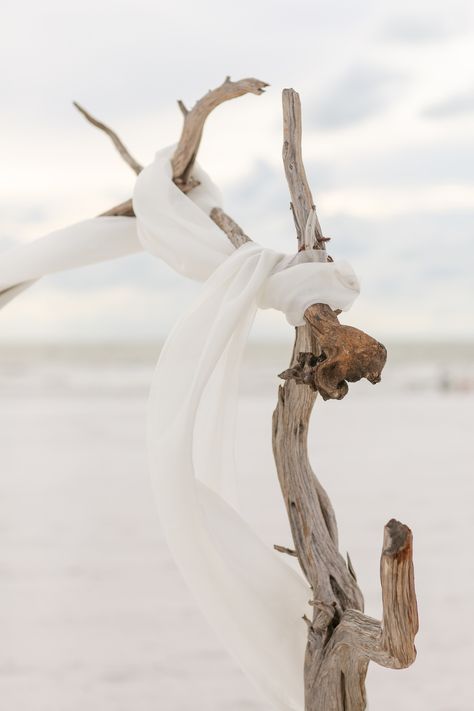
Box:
273;89;416;710
73;102;140;218
282;89;324;250
172;76;268;190
9;82;416;709
1;78;263;304
209;207;251;248
73;102;143;175
307;520;418;710
273;544;298;557
279;90;387;400
75;77;267;230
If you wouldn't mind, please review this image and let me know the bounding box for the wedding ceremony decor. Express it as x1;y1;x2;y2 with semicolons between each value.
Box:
0;77;418;710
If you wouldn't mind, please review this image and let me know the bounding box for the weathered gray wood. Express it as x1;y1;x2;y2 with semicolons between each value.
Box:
75;76;268;216
59;83;417;710
73;102;143;175
281;305;387;401
172;76;268;190
282;88;324;249
209;207;251;248
0;81;263;311
274;88;417;710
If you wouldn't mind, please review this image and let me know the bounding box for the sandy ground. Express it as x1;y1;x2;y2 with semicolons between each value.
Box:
0;344;473;710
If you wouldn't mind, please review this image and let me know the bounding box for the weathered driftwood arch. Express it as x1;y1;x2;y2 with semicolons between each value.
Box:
72;77;417;710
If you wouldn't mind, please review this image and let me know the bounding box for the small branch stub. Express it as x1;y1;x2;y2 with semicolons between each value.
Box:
380;519;419;668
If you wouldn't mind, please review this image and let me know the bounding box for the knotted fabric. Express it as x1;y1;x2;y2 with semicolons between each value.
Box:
0;146;360;710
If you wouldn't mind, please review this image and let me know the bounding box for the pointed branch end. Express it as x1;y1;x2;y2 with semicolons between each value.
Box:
177;99;189;116
274;544;298;557
72;100;142;176
72;100;88;118
240;77;269;95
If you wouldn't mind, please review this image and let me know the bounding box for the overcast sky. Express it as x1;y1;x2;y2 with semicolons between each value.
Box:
1;0;473;343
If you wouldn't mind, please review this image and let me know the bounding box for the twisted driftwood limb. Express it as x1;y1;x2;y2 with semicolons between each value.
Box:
19;82;415;708
172;76;268;191
76;76;268;218
0;79;262;310
273;88;417;710
76;82;260;248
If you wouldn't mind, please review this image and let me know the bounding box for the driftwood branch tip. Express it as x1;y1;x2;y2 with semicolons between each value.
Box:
73;101;143;176
172;76;269;188
83;76;267;225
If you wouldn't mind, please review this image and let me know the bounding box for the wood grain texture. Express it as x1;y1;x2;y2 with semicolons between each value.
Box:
274;89;417;710
81;76;268;217
172;76;268;190
43;83;416;709
280;304;387;401
73;102;143;176
209;207;251;248
282;88;324;249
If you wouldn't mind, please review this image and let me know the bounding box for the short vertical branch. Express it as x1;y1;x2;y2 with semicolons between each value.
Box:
380;519;419;667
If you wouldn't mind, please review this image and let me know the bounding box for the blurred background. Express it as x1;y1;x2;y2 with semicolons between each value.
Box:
1;1;473;709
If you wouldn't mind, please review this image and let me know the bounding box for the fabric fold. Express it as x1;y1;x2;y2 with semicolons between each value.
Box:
146;244;309;710
132;148;360;709
0;217;141;297
0;144;361;711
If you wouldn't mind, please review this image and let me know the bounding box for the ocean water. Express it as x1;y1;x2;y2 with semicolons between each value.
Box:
0;341;473;710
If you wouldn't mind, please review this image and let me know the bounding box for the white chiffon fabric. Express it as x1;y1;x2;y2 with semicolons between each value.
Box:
0;217;141;307
0;146;361;710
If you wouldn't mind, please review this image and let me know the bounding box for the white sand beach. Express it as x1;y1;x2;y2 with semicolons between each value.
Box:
1;342;473;710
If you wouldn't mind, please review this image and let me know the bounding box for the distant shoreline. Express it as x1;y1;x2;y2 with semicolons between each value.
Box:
0;339;474;365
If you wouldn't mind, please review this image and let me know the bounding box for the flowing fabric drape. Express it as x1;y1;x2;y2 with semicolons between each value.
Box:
0;146;360;710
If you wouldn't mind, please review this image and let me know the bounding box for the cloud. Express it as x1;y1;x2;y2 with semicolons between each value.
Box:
308;66;406;130
321;142;474;189
1;0;473;342
380;13;467;44
422;88;474;119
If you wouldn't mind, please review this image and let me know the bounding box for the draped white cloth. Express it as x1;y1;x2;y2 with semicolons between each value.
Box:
0;146;360;710
0;217;141;306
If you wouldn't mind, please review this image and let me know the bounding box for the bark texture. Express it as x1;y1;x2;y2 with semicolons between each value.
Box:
77;76;268;218
172;76;268;190
272;89;417;710
72;81;417;710
280;305;387;401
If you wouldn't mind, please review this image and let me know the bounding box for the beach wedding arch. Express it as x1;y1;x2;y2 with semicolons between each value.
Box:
0;78;418;711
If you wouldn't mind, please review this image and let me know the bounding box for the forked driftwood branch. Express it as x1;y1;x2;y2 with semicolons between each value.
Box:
81;76;268;221
272;88;417;710
172;76;268;191
74;81;417;709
